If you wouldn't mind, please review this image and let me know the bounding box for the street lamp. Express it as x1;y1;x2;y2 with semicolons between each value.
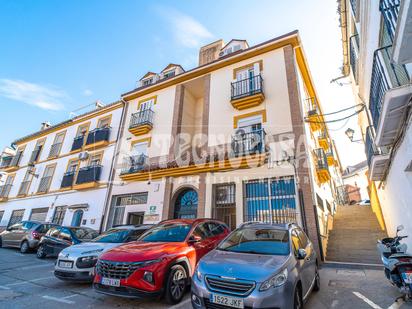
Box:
345;127;363;143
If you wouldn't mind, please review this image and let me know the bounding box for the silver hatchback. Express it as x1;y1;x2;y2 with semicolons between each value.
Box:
191;223;320;309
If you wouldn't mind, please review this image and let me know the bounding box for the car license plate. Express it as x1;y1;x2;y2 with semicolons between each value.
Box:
402;272;412;284
58;261;73;269
101;277;121;287
210;293;244;308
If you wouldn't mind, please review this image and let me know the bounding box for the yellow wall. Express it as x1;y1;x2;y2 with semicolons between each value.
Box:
369;180;386;231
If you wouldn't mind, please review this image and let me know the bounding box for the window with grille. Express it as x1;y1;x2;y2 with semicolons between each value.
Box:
8;209;25;227
52;206;67;225
117;192;148;206
213;183;236;230
106;193;149;229
244;177;297;224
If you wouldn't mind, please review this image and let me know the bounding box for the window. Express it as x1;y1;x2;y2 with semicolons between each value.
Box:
38;164;56;192
106;193;149;229
142;78;153;86
48;227;61;238
192;223;211;240
59;228;72;242
117;192;148;206
30;139;46;163
97;116;111;129
237;115;262;132
29;208;49;222
67;160;79;174
0;211;4;224
316;194;324;211
19;168;34;195
138;97;155;111
131;141;148;156
52;206;66;225
88;153;102;167
22;221;36;230
244;177;297;224
71;210;84;227
163;70;175;79
76;123;89;138
49;131;65;158
8;209;25;227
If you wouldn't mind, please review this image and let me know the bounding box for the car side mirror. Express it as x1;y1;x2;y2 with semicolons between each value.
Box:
188;235;201;244
297;248;307;260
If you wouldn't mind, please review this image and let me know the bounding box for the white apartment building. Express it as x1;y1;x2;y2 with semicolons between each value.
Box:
104;32;344;259
0;102;124;231
339;0;412;238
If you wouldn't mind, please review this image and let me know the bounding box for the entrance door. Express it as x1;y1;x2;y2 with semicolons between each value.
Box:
71;210;84;227
127;212;144;225
213;184;236;230
174;189;198;219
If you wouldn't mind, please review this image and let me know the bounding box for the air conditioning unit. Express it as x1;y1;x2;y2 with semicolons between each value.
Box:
78;151;89;161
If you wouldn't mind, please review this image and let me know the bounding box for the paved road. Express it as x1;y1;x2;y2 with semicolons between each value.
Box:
0;248;411;309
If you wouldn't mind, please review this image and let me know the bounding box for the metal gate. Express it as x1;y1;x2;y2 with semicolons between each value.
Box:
244;177;297;224
174;189;198;219
212;183;236;230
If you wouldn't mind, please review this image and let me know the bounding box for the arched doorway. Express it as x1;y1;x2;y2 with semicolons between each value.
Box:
71;209;84;227
174;189;198;219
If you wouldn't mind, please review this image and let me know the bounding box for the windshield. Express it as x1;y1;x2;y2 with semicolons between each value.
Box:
71;228;99;240
91;229;131;243
140;223;191;242
217;228;290;255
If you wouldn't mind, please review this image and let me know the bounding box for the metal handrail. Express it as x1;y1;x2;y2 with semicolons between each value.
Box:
231;129;265;156
121;154;148;174
129;109;154;128
380;0;401;42
231;74;264;100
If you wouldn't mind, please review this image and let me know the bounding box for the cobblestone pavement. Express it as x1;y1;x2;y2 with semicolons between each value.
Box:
0;248;411;309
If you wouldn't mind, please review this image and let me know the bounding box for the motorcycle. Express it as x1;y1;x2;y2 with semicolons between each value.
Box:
377;225;412;302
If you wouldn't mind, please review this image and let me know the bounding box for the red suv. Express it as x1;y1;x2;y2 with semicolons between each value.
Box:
93;219;229;304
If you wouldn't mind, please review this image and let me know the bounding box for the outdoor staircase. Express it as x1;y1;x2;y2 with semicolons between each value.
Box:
326;205;387;264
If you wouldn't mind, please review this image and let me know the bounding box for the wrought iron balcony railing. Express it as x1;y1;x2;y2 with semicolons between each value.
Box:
231;129;265;156
29;146;42;164
369;45;410;130
71;135;85;151
349;34;360;84
231;74;263;100
10;152;23;167
314;148;329;171
48;143;62;158
129;109;154;129
380;0;401;42
350;0;359;19
75;165;102;185
61;171;76;188
121;154;148;174
86;127;110;146
0;156;13;168
37;176;52;193
18;181;31;196
0;184;12;199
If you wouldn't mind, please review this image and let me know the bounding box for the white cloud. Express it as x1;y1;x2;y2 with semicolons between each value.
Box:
158;8;213;48
0;79;65;111
83;89;93;96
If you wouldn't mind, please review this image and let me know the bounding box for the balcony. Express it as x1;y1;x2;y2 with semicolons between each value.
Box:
48;143;62;158
37;176;52;194
73;165;102;190
84;127;111;150
326;151;335;166
317;130;329;151
306;98;323;132
0;184;12;202
230;75;264;110
71;136;85;152
120;154;148;175
385;0;412;63
0;152;23;172
18;181;31;197
231;129;265;156
29;146;42;164
350;0;360;21
61;171;75;189
369;45;410;146
349;34;360;84
365;126;390;181
314;148;330;184
129;109;154;136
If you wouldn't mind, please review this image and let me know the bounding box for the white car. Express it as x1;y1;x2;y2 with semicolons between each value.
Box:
54;224;153;282
359;199;371;206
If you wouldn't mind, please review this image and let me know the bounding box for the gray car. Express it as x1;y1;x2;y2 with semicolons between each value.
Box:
0;221;58;253
191;222;320;309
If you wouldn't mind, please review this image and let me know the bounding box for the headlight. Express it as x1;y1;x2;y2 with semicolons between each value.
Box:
139;258;163;268
259;269;288;291
76;256;98;268
195;267;202;281
81;249;104;255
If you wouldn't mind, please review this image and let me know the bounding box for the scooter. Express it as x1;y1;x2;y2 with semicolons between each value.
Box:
377;225;412;302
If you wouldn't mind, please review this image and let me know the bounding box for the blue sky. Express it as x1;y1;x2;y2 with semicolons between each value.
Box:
0;0;366;167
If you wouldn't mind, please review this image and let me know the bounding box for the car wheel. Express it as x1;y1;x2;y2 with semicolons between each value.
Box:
165;264;187;304
294;285;303;309
313;267;320;292
36;245;46;259
20;241;30;254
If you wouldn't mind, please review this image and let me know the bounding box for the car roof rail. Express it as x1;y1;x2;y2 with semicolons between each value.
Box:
238;221;266;228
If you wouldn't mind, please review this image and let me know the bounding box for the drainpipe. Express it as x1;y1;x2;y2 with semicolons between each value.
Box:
99;99;129;233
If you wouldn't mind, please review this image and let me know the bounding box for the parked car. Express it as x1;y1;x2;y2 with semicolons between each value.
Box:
37;226;99;259
191;222;320;309
93;219;230;304
54;224;153;282
0;221;58;253
359;199;371;206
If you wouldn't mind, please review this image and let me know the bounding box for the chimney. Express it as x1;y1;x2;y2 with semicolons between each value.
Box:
198;39;224;66
40;122;51;130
